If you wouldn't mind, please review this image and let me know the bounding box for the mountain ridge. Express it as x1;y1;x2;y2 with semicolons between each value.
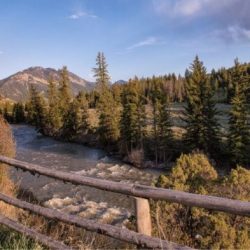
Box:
0;66;95;102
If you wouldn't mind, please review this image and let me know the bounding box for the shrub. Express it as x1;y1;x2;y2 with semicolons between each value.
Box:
127;149;144;168
152;152;250;249
0;116;16;218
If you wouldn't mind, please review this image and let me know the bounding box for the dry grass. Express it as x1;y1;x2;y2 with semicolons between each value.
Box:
16;207;135;249
0;115;17;219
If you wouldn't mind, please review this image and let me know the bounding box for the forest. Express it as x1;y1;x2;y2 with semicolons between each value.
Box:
0;53;250;249
2;53;250;169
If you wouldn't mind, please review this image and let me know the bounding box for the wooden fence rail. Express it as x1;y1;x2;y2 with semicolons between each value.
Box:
0;155;250;249
0;193;190;250
0;215;71;250
0;155;249;217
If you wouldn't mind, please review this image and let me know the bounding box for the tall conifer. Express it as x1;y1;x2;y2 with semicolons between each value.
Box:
184;56;220;156
58;66;72;121
120;79;147;153
93;52;120;146
228;59;250;165
47;76;62;135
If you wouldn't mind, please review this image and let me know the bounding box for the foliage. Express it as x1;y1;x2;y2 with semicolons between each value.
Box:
58;66;72;122
120;78;147;154
46;76;62;136
153;153;250;249
93;52;121;147
228;59;250;166
150;77;173;165
26;85;48;134
184;56;221;157
0;116;16;218
61;91;89;140
0;226;43;250
93;51;110;91
12;103;25;123
18;55;249;167
211;60;250;103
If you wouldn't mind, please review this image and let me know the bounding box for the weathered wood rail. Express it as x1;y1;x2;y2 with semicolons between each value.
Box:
0;193;189;250
0;155;250;249
0;215;71;250
1;156;249;216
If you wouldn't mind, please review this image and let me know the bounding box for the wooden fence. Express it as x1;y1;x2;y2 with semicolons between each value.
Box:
0;155;250;249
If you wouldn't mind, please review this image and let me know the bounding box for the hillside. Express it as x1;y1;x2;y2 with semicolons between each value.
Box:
0;67;95;102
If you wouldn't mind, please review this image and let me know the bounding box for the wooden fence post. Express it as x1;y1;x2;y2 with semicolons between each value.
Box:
135;197;152;236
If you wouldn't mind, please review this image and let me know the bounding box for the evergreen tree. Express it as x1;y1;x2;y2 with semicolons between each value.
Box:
98;89;120;146
26;85;47;134
228;59;250;165
12;103;25;123
58;66;72;121
47;76;62;135
76;91;89;134
120;79;147;153
62;92;90;140
150;79;173;165
157;94;173;162
184;56;220;157
3;103;12;122
93;52;120;146
93;52;110;91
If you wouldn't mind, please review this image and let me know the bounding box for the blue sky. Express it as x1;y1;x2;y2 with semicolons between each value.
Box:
0;0;250;82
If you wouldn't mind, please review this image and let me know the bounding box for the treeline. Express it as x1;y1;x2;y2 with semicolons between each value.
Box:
0;102;25;124
211;61;250;103
85;73;186;109
2;54;250;168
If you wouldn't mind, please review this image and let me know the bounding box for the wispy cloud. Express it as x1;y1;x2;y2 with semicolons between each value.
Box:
152;0;235;18
68;11;97;20
127;37;164;50
0;51;3;55
152;0;250;44
213;25;250;43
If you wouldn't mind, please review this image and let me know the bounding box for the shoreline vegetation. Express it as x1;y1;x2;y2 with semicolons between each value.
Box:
0;54;249;249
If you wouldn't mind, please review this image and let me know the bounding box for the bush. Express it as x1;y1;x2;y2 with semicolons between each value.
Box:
0;225;42;250
127;149;144;168
0;116;16;218
152;152;250;249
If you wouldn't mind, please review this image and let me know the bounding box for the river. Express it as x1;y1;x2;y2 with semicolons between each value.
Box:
11;125;162;226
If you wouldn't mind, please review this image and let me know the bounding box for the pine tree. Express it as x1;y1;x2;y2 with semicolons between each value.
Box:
62;91;90;140
150;79;173;165
158;94;173;162
58;66;72;121
47;76;62;135
26;85;47;134
98;89;120;145
184;56;220;157
12;103;25;123
120;79;147;153
228;59;250;165
3;102;12;122
93;52;110;91
76;91;89;134
93;52;120;146
151;78;161;165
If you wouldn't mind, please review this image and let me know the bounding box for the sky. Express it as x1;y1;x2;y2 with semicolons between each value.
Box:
0;0;250;82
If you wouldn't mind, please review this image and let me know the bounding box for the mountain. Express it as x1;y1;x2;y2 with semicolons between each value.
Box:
113;80;127;85
0;67;95;102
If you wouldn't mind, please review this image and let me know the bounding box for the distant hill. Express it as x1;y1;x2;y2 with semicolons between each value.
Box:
113;80;127;85
0;67;95;102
